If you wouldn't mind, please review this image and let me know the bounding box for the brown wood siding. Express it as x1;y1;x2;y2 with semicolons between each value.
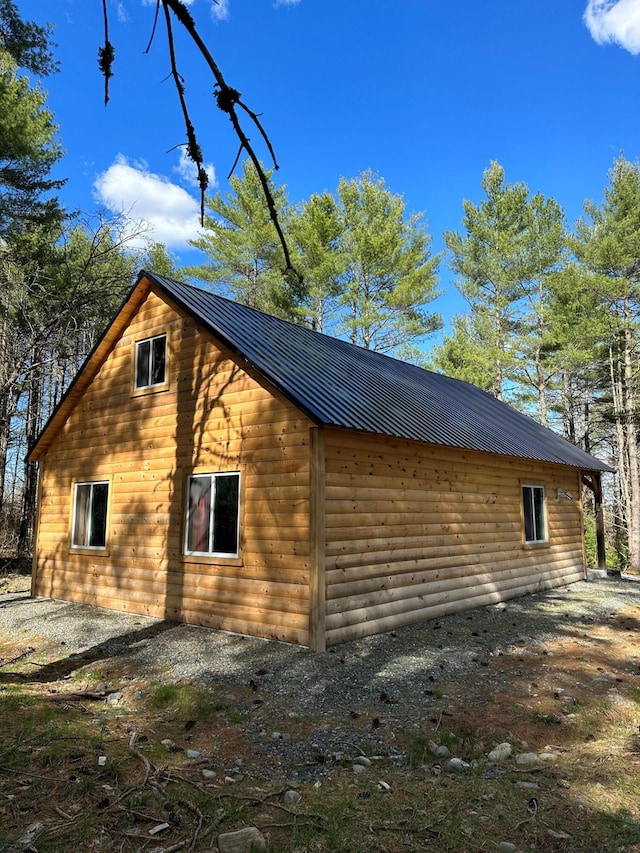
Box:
323;428;586;646
32;287;314;645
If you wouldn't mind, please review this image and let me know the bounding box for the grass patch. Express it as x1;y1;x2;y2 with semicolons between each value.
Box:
147;682;227;720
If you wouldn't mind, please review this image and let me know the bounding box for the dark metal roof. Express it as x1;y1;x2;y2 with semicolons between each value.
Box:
146;271;613;473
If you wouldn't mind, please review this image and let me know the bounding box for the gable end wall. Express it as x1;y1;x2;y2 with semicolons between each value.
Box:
32;288;314;645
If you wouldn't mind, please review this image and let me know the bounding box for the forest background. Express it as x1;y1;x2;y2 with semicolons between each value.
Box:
2;0;640;570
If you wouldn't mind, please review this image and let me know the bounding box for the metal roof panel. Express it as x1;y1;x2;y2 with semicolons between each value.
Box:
148;272;613;473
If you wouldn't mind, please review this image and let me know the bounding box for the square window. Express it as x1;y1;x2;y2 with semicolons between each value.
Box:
72;481;109;548
135;334;166;389
185;473;240;557
522;484;546;543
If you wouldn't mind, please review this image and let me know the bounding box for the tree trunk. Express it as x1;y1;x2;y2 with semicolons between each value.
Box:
622;311;640;570
17;354;42;556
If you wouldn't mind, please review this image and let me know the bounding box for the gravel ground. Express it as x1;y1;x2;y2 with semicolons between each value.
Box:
2;574;640;782
1;575;639;716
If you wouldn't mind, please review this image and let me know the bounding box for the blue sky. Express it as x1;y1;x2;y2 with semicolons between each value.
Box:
15;0;640;336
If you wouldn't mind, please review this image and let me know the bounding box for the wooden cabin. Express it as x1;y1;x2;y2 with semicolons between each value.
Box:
29;271;612;650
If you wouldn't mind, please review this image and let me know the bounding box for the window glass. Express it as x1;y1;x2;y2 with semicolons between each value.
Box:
185;473;240;557
90;483;109;547
187;476;212;553
135;339;151;388
522;484;546;543
213;474;240;554
73;484;90;546
73;482;109;548
135;334;166;389
151;336;166;385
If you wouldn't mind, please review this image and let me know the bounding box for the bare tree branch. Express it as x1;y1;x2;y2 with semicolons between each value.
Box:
99;0;299;280
98;0;114;106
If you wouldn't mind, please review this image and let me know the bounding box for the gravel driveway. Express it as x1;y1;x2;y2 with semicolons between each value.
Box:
2;573;640;784
2;575;639;719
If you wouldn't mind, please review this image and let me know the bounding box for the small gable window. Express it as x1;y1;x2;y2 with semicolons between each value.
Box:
522;484;546;544
135;333;167;389
185;472;240;557
72;481;109;548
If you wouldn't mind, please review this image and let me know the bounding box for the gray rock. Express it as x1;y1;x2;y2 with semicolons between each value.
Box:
353;763;367;773
435;744;451;758
497;843;518;853
445;757;470;773
488;742;512;762
186;749;201;759
283;789;302;805
106;691;123;705
218;826;267;853
515;752;540;767
201;768;217;780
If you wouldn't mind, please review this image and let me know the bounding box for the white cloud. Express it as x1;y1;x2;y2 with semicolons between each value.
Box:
174;147;217;190
210;0;230;21
93;154;206;250
206;0;302;19
584;0;640;54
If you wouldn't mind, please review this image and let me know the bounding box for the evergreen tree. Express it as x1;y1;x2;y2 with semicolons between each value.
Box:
0;53;65;236
441;161;532;399
430;314;497;392
290;191;345;333
509;193;567;423
336;170;441;355
0;0;56;75
142;242;178;280
573;156;640;571
186;160;302;320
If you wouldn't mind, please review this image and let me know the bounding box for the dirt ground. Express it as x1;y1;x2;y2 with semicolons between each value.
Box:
1;572;639;776
1;572;640;852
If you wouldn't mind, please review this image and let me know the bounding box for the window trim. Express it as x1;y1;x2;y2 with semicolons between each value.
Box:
183;471;242;560
521;483;548;546
134;332;168;392
71;480;110;551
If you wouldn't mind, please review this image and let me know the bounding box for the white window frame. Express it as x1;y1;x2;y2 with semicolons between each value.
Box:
184;472;241;558
134;333;167;390
522;483;547;544
72;481;109;549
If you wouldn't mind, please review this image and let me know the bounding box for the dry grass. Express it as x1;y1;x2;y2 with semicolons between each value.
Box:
1;576;639;852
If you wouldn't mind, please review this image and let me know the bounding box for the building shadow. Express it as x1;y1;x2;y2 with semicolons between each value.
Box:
0;619;178;684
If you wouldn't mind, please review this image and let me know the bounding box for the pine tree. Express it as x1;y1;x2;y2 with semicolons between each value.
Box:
186;160;302;320
573;156;640;571
336;170;441;356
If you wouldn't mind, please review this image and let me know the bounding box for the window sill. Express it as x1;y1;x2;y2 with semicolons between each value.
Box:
182;553;243;568
131;383;170;399
523;540;549;550
69;547;111;557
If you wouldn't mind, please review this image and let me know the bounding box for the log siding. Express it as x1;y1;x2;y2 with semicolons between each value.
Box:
30;273;606;649
323;428;585;645
32;287;315;645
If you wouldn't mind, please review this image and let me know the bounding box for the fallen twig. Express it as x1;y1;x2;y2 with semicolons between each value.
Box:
0;647;35;669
